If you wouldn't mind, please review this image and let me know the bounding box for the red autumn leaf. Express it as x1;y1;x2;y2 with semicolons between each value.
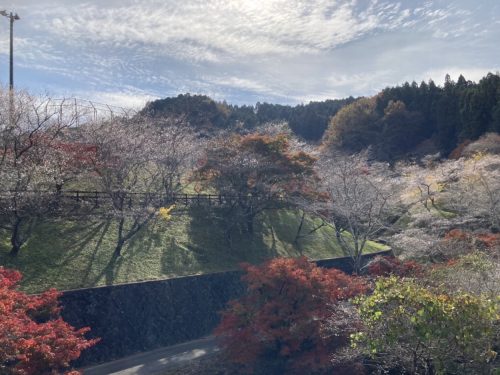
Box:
215;257;367;373
0;267;99;375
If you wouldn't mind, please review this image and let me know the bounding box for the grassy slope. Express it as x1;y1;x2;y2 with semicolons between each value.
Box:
0;208;387;293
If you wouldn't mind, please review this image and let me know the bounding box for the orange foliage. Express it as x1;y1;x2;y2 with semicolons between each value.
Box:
444;229;471;242
475;233;500;249
215;257;367;374
196;133;318;200
449;139;472;159
443;229;499;251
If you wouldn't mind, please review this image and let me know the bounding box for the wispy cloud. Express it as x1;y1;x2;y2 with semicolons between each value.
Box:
0;0;498;106
30;0;419;60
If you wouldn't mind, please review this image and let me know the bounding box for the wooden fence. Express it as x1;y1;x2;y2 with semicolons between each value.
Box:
0;190;284;212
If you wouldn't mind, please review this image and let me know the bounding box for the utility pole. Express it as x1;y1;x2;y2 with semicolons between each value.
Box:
1;10;20;90
1;10;20;126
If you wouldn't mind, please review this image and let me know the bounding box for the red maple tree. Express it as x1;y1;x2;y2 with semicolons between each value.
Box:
215;257;367;374
0;267;98;375
367;256;422;277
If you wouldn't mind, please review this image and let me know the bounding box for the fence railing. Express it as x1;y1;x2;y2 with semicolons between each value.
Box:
0;190;285;212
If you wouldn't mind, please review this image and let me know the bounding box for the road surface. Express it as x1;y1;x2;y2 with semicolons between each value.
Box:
83;336;218;375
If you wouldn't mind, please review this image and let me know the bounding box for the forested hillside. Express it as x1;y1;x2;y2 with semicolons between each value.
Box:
324;73;500;160
140;94;356;140
143;73;500;161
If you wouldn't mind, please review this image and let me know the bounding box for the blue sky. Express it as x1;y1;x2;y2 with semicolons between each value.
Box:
0;0;499;108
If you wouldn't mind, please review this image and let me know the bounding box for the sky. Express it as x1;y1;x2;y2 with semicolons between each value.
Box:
0;0;499;109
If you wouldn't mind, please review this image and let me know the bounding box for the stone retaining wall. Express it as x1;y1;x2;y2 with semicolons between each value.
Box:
61;250;392;366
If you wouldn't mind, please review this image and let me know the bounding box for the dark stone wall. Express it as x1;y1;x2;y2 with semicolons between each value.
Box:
61;250;392;366
314;249;392;273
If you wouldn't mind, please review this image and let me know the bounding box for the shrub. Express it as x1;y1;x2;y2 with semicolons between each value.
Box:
215;257;367;374
441;229;500;256
366;256;422;277
0;267;98;375
463;132;500;156
354;277;499;374
427;252;500;298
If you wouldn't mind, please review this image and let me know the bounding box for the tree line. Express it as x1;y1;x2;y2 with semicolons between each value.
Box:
141;73;500;161
140;93;355;141
324;72;500;160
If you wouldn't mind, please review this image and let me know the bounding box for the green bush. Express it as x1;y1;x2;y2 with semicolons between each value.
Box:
354;277;499;374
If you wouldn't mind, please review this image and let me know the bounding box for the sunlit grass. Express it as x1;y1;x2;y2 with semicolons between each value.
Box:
0;209;388;293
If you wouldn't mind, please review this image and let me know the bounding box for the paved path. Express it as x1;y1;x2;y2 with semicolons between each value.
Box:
83;336;219;375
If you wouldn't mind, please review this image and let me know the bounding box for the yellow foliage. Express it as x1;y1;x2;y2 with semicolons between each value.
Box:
472;151;486;161
158;205;175;221
465;151;486;166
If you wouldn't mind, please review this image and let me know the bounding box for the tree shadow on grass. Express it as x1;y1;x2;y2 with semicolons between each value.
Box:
181;206;277;274
80;220;112;287
265;209;346;259
91;217;166;286
1;219;108;292
122;219;162;259
91;250;123;287
55;220;110;267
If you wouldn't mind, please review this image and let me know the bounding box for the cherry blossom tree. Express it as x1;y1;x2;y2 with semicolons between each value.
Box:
83;115;197;256
311;152;402;273
0;89;79;256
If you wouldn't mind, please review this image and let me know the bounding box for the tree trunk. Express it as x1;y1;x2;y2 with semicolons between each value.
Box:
9;217;23;257
114;217;126;257
335;226;342;241
352;240;361;274
114;240;125;257
353;255;362;275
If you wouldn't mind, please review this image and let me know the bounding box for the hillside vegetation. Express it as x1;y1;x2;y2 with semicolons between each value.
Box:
0;209;387;293
143;73;500;161
1;75;499;296
141;93;355;141
1;75;499;374
324;73;500;160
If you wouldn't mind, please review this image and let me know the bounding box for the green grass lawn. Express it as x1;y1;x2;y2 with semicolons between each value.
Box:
0;208;388;293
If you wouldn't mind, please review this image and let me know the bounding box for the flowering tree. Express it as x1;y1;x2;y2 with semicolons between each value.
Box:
0;267;98;374
446;153;500;231
312;152;402;273
427;251;500;299
83;115;197;256
215;257;367;374
0;89;81;256
148;118;200;196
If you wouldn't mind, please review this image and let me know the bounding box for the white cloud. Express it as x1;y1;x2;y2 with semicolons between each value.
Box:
29;0;418;61
0;0;499;106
